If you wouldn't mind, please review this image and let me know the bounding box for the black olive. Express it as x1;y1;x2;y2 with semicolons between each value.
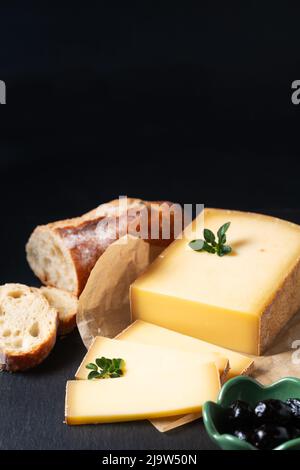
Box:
254;399;293;425
286;398;300;417
251;424;291;450
233;429;251;441
227;400;254;428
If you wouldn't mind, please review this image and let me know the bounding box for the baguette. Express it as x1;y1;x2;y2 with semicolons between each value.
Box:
39;286;78;335
0;284;58;371
26;198;179;296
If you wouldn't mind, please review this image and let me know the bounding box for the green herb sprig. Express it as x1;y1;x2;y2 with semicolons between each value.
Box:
189;222;232;257
86;357;125;380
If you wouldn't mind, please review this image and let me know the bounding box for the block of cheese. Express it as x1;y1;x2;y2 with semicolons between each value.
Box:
116;320;253;380
66;362;220;424
75;335;227;381
131;208;300;355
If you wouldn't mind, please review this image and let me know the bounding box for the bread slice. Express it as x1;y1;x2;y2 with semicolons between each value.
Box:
26;198;179;295
0;284;58;371
39;286;78;335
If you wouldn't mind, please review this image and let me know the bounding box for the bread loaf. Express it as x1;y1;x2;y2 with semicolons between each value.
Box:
39;286;78;335
26;198;179;296
0;284;58;371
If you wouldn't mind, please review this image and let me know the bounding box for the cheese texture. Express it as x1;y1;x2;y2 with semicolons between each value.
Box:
75;335;227;381
131;209;300;355
66;363;220;425
117;320;253;380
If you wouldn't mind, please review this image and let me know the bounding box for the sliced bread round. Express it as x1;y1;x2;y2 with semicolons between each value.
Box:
39;286;78;335
0;283;58;371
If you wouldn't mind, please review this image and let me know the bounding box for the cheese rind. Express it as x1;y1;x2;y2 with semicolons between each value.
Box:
75;335;228;381
131;209;300;355
66;362;220;425
116;320;253;380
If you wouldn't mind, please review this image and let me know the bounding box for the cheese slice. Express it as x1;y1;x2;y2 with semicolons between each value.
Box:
66;363;220;425
131;208;300;355
117;320;253;380
116;321;253;433
75;335;227;381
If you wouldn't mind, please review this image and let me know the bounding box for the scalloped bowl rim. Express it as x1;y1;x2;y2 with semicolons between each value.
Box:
203;376;300;450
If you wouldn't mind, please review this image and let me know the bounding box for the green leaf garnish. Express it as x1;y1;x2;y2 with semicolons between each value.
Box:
189;222;232;257
88;370;102;380
113;358;122;369
86;363;98;371
188;239;205;251
203;241;216;253
218;244;232;256
95;357;107;369
217;222;231;240
86;356;125;380
203;228;216;245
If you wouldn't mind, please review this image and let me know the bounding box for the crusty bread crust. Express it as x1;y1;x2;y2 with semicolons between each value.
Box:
58;315;77;336
0;330;57;371
26;198;180;296
0;284;58;371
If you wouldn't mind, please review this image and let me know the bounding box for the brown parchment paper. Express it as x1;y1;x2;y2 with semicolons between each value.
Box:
77;235;150;348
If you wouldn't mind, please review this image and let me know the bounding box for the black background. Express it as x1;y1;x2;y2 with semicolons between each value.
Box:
0;1;300;451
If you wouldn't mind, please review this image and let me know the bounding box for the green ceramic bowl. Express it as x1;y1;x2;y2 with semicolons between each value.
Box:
203;376;300;450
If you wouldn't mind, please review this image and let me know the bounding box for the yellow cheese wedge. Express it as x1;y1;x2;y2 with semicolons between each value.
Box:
66;361;220;425
75;335;228;381
131;208;300;355
117;320;253;380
